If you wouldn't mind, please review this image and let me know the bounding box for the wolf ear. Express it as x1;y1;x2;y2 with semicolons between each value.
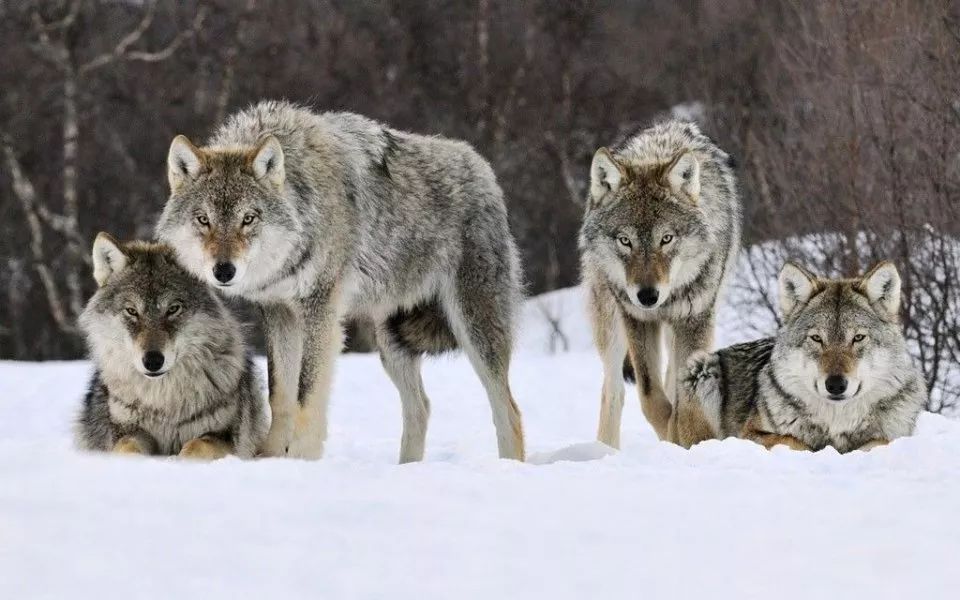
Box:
168;135;203;192
862;261;901;315
589;147;626;207
778;262;817;316
92;232;128;287
250;135;285;189
665;151;700;202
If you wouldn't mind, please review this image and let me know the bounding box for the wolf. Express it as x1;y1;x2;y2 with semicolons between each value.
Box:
156;101;525;462
579;120;740;448
76;233;267;459
674;261;926;453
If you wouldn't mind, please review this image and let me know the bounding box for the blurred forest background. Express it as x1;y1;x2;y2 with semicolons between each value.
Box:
1;0;959;409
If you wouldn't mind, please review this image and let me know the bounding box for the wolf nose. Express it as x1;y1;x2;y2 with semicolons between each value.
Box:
213;262;236;284
637;287;659;307
142;351;165;373
825;375;848;396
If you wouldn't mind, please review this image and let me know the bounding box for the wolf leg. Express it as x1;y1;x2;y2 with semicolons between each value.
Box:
376;324;431;463
179;435;231;461
442;283;525;461
666;315;715;441
623;316;672;440
857;439;889;452
286;286;342;460
112;432;156;456
589;284;628;448
260;302;304;457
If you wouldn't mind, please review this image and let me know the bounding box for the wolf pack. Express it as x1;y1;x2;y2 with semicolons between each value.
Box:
75;101;927;461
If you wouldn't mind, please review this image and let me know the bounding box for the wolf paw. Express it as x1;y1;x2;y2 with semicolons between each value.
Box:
179;437;230;461
112;436;150;455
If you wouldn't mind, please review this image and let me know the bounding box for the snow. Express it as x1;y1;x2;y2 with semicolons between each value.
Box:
3;286;960;599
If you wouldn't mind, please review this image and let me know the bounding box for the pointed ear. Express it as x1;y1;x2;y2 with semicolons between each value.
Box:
862;261;901;315
92;232;128;287
778;262;818;317
168;135;204;192
665;151;700;201
249;135;285;189
589;147;626;207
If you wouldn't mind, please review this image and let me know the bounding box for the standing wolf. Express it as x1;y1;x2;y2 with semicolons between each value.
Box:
579;121;740;448
156;101;525;462
76;234;266;459
676;262;926;453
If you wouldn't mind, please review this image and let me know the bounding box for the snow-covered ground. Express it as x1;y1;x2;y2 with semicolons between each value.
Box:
3;286;959;599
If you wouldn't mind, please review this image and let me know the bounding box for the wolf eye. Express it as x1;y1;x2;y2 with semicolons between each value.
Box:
810;334;823;344
617;235;632;248
196;215;210;227
166;303;182;317
242;213;257;226
124;307;138;318
661;234;675;245
853;334;866;343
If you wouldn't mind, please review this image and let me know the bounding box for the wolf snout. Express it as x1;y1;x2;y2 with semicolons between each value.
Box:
636;287;659;308
824;374;848;399
142;351;166;375
213;261;236;284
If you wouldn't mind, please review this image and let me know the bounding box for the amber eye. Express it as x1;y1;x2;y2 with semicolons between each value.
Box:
661;234;674;245
853;334;866;343
196;215;210;227
810;334;823;344
617;235;632;247
166;303;182;317
242;213;257;226
124;307;138;318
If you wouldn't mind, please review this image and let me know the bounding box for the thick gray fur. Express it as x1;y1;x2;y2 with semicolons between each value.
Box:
76;240;266;458
156;101;525;461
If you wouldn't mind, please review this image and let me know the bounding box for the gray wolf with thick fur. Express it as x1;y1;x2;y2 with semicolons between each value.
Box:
674;261;926;452
76;234;266;459
579;120;740;448
156;101;525;462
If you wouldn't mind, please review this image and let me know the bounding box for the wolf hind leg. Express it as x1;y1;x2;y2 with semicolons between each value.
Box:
441;279;525;461
376;323;431;463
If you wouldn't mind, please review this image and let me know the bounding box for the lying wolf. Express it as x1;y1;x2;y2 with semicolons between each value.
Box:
76;234;266;459
579;121;740;448
674;261;926;452
156;101;525;462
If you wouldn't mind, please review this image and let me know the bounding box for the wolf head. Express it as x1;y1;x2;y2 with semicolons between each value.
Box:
79;234;235;379
579;144;711;310
155;135;299;293
773;261;909;403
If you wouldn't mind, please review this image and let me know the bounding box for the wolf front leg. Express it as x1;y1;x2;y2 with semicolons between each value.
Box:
285;286;343;460
589;284;628;449
857;439;889;452
179;435;232;461
260;302;305;457
112;431;157;455
623;316;672;441
666;315;715;441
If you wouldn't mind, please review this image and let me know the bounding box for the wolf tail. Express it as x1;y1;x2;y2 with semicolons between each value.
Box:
385;300;459;355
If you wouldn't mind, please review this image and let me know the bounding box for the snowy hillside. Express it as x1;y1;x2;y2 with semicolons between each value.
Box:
3;285;960;599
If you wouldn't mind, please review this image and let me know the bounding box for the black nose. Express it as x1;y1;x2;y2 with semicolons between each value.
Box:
825;375;848;396
142;351;165;373
637;287;659;307
213;262;236;284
